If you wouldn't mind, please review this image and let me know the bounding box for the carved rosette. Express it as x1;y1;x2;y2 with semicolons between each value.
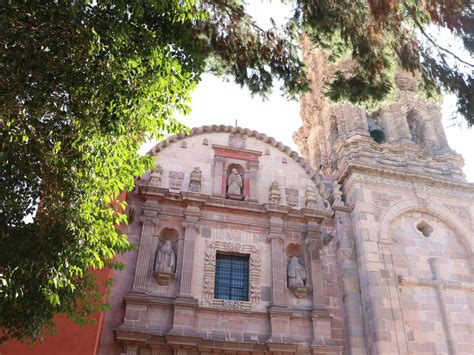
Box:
202;240;262;311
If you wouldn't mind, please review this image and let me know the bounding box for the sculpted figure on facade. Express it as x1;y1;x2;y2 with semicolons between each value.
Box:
227;168;243;196
155;241;176;274
287;256;306;288
269;181;281;204
189;167;202;192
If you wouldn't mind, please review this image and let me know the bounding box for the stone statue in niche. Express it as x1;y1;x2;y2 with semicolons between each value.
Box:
227;168;243;197
189;167;202;192
288;256;306;287
156;241;176;273
149;165;163;187
269;181;281;204
287;256;310;298
154;241;176;285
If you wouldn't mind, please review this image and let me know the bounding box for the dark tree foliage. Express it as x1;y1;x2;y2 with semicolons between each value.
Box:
0;0;472;344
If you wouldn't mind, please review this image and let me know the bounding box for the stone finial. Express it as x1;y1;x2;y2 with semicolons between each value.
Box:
149;165;163;187
269;181;281;204
305;185;318;209
189;167;202;192
332;180;344;206
169;171;184;190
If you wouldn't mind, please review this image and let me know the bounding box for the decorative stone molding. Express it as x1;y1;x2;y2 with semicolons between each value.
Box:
202;240;262;311
372;191;402;221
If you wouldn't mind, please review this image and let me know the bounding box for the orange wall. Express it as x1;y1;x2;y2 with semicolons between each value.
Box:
0;268;111;355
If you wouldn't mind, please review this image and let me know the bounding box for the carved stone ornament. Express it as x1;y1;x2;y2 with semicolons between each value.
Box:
228;133;246;150
332;181;344;206
269;181;281;204
149;165;163;187
169;171;184;190
285;188;299;207
189;167;202;192
203;240;261;310
305;185;318;209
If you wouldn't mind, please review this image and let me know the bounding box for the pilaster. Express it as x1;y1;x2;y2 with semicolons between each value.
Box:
212;155;225;197
132;200;159;292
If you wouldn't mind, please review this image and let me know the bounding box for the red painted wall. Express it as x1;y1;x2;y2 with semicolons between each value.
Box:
0;268;111;355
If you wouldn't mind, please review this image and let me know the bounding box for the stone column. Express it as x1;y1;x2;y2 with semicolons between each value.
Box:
212;155;225;197
132;200;159;292
173;233;185;295
178;205;200;297
167;205;200;342
306;221;336;350
334;206;368;355
247;160;259;202
268;216;290;343
306;222;325;310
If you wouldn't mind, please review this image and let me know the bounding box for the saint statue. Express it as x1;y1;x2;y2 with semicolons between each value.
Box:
156;240;175;273
287;256;306;288
227;168;243;195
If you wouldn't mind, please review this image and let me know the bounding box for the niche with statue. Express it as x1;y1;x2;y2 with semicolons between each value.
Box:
153;228;179;286
286;243;311;298
226;164;245;200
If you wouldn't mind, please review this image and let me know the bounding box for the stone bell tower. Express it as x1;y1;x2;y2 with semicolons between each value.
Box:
295;43;474;355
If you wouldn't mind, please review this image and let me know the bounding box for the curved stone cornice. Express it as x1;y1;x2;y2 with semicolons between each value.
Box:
149;125;324;184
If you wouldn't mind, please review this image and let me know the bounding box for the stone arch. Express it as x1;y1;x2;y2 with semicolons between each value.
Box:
379;198;473;256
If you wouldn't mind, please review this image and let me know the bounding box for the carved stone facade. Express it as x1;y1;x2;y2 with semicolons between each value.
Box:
293;45;474;355
95;50;473;355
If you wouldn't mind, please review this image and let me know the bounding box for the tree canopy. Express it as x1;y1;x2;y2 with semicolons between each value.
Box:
1;0;472;343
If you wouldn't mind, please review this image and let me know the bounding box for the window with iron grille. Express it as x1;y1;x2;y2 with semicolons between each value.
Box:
214;253;249;301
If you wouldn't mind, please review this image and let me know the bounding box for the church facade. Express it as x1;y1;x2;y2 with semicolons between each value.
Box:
96;54;474;354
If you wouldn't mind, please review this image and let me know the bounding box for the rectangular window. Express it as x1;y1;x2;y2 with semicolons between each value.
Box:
214;253;249;301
